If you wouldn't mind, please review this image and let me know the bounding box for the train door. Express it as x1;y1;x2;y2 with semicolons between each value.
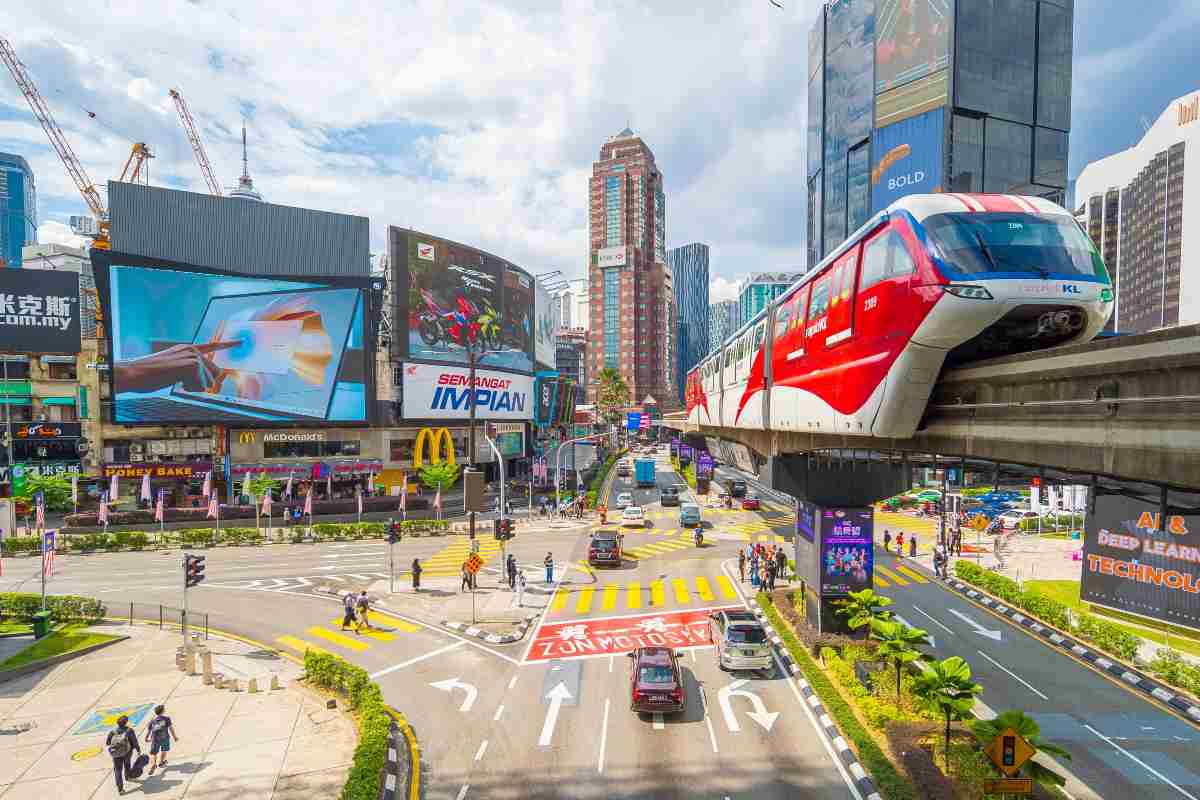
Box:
769;285;808;431
857;225;916;352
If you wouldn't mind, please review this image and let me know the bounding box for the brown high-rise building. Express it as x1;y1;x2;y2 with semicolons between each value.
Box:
587;128;675;411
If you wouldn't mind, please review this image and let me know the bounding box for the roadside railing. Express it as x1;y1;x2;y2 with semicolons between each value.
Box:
118;602;209;641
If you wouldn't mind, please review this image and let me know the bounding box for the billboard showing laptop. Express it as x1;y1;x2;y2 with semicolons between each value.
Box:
94;255;371;424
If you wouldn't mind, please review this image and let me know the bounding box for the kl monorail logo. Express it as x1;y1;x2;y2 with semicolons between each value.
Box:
412;427;456;468
1178;95;1199;127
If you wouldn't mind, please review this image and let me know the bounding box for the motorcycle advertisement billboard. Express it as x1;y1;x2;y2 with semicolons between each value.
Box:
533;279;556;369
93;253;371;425
389;227;534;373
400;362;533;421
874;0;952;95
1081;490;1200;632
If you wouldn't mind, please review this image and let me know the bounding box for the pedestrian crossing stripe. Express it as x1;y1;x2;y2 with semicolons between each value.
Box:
307;626;370;651
895;565;928;584
419;538;503;576
277;634;334;657
546;573;742;616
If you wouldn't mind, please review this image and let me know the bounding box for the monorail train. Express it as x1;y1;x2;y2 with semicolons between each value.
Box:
685;193;1113;439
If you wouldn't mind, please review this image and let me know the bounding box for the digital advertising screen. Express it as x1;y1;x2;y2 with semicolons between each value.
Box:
695;451;714;479
389;228;534;373
533;279;556;369
875;0;952;94
0;268;82;355
819;507;874;595
1081;491;1200;632
796;500;817;543
95;256;370;425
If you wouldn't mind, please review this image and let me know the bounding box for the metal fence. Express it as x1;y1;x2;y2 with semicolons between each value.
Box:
121;602;209;640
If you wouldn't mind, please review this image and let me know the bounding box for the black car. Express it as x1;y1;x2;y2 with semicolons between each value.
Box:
588;530;623;567
730;479;748;498
660;486;680;506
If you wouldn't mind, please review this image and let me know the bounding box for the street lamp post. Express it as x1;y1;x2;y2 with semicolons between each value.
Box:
555;433;597;513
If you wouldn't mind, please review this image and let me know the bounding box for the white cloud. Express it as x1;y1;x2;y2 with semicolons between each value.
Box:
3;1;819;283
37;220;88;249
709;277;741;303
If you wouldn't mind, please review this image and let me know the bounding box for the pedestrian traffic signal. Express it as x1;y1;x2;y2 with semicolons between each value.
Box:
184;554;206;588
386;521;402;544
493;517;514;540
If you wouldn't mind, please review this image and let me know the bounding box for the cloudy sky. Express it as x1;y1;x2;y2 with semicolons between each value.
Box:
4;1;1199;302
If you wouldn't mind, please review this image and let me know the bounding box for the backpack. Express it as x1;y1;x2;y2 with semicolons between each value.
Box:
107;728;132;759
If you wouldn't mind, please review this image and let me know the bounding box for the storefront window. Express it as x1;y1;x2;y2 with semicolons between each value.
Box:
390;439;415;461
47;363;77;380
264;440;361;459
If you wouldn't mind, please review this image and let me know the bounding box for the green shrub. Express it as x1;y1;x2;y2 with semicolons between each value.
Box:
1018;590;1070;630
72;533;111;552
356;522;385;537
1148;649;1200;696
303;650;392;800
0;536;41;556
400;519;448;534
0;592;105;622
1076;613;1140;661
112;531;150;551
175;528;216;548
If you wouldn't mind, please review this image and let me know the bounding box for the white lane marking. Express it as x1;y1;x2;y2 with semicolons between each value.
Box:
493;704;504;722
705;715;720;753
653;712;665;730
975;649;1048;700
428;678;479;712
717;678;779;732
947;608;1003;640
1085;724;1199;800
368;641;466;679
455;785;469;800
609;654;614;673
598;698;610;773
508;675;518;690
720;558;867;800
912;605;956;635
539;681;571;746
474;739;488;761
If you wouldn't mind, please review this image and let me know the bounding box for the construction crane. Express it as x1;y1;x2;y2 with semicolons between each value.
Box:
118;142;154;185
169;88;222;196
0;36;110;247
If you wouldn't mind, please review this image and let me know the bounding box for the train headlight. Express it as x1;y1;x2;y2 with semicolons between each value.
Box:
1100;287;1114;303
943;284;993;300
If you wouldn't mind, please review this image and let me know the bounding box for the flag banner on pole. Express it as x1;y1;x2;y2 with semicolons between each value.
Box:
140;473;151;502
399;476;407;512
202;471;212;499
262;488;272;515
206;494;219;520
154;490;164;522
284;474;293;499
367;472;375;494
356;489;363;516
110;474;119;501
71;474;78;505
304;488;313;516
434;486;442;512
241;473;251;499
42;530;55;577
35;492;45;528
98;493;109;525
326;472;332;498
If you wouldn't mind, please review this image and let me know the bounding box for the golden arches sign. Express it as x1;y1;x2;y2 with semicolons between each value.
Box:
413;427;456;469
238;431;256;444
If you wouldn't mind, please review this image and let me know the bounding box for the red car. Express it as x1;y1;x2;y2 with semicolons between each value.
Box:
627;646;685;714
741;495;761;510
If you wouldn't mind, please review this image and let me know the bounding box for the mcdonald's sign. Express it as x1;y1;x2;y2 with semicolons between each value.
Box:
413;427;456;468
239;431;256;444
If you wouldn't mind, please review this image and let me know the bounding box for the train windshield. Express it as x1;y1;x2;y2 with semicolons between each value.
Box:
924;212;1107;280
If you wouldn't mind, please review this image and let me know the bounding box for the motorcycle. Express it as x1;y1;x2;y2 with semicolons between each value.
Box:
415;290;500;351
694;530;704;547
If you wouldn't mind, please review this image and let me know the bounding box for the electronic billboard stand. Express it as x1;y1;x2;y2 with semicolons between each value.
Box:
796;503;876;634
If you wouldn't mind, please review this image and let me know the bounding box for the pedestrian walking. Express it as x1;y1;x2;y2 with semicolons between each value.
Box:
411;558;422;591
896;531;905;557
750;552;760;588
517;572;527;607
909;533;917;558
340;591;356;631
775;548;788;582
461;562;472;592
933;543;946;578
544;552;554;584
883;529;892;553
507;554;517;590
738;550;746;582
766;560;777;591
105;714;141;795
144;704;179;776
355;590;371;632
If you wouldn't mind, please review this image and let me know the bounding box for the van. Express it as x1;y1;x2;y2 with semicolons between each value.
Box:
679;503;702;528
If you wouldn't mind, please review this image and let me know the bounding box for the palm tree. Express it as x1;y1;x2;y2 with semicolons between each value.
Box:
869;619;932;703
912;656;983;771
971;710;1072;790
595;366;630;425
835;588;895;632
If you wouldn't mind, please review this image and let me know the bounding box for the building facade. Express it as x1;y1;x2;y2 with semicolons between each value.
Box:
806;0;1072;266
555;327;588;402
667;243;710;403
708;299;738;353
737;272;803;327
566;278;589;332
587;128;674;408
0;153;36;268
1075;90;1200;334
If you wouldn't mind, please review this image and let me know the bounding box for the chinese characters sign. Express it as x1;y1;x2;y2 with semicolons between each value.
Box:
525;608;732;662
0;270;81;354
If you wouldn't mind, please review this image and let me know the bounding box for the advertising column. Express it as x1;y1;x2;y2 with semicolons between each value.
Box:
795;504;875;632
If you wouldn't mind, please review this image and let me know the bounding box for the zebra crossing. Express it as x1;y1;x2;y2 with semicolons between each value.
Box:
275;607;424;658
546;572;743;618
871;559;929;588
417;536;503;577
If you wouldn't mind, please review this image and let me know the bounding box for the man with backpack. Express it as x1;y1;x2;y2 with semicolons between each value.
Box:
144;704;179;775
340;591;357;631
106;714;142;794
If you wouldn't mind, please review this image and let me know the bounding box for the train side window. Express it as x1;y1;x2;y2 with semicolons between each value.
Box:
862;229;916;291
754;324;765;351
808;276;832;322
774;297;793;340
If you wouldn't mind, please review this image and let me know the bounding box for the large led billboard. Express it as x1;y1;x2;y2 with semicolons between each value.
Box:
875;0;952;94
0;269;82;354
389;228;535;373
533;279;556;369
819;507;874;595
871;105;945;212
1081;491;1200;632
94;254;371;424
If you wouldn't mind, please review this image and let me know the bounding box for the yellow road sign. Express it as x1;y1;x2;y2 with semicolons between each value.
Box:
971;514;990;531
985;728;1036;777
465;553;484;574
983;777;1033;794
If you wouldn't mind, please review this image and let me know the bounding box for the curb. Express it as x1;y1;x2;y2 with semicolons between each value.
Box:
945;578;1200;726
380;719;412;800
443;612;539;645
751;603;882;800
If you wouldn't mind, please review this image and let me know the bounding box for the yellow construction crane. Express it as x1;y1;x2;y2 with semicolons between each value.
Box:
169;88;221;196
118;142;154;185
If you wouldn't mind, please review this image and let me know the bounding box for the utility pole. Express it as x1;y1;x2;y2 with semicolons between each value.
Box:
467;348;477;544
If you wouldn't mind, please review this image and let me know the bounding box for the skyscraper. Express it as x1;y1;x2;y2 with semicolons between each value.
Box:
668;243;709;404
708;299;738;354
807;0;1072;266
588;128;673;408
0;153;36;268
737;272;803;327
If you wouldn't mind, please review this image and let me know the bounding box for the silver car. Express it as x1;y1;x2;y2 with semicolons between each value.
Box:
709;609;773;671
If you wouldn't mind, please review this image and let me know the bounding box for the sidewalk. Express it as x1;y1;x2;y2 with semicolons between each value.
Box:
0;623;356;799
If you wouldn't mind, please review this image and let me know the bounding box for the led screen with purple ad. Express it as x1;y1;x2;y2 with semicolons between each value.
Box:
104;263;368;424
797;500;817;542
820;507;874;595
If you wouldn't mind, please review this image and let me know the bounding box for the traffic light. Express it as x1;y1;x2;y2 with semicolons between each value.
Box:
386;521;402;544
493;517;514;540
184;554;206;588
502;517;514;540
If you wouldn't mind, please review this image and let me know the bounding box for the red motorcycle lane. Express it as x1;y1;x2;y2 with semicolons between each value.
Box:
525;607;739;663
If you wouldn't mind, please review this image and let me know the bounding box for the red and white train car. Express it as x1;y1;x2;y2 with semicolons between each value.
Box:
686;193;1113;438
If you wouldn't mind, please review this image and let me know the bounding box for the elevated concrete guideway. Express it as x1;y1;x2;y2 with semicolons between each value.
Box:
668;323;1200;489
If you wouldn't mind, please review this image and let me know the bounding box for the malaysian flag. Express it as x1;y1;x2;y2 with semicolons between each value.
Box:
433;485;442;512
140;473;151;502
202;471;212;499
71;474;78;507
284;474;293;500
639;413;649;430
42;530;56;577
98;493;109;525
367;472;375;494
206;494;219;520
35;491;44;528
356;488;363;516
326;471;332;498
399;475;407;512
262;487;272;515
154;490;164;522
109;474;119;501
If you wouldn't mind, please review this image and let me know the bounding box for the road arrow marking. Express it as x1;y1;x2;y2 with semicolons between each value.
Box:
948;608;1003;641
539;681;572;746
894;615;935;648
717;678;779;733
912;604;955;636
429;678;479;712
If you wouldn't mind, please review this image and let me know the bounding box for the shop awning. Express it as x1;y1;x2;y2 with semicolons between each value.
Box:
39;356;76;364
40;396;76;406
0;355;29;363
0;397;31;405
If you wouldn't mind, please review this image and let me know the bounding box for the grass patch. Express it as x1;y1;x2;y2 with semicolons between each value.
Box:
0;620;33;635
758;592;918;800
1026;579;1200;658
0;623;120;671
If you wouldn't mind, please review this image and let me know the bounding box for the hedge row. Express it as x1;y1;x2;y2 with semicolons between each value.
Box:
0;591;105;622
953;560;1139;660
64;496;432;529
823;645;937;731
758;593;917;800
1148;649;1200;696
304;650;394;800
